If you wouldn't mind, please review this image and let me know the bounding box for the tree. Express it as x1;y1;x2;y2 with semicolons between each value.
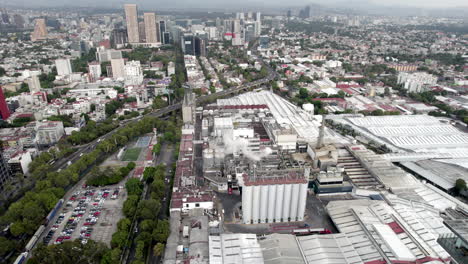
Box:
111;230;129;249
152;143;162;156
153;243;165;257
0;236;15;256
117;218;131;232
29;239;109;264
152;220;170;243
126;178;143;196
123;195;140;217
454;179;467;195
138;199;160;220
384;87;391;96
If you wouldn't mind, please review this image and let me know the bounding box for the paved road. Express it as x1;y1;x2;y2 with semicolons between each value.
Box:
51;53;277;177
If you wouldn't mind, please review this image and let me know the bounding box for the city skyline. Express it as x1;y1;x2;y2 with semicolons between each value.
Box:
0;2;466;264
3;0;468;9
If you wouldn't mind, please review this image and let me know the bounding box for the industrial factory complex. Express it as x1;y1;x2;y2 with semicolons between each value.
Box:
164;89;468;264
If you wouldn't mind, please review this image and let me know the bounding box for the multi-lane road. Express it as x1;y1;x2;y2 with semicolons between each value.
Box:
54;62;277;173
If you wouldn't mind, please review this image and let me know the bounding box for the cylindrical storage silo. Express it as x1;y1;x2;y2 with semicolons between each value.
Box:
282;184;292;222
267;185;277;223
296;183;308;221
275;184;284;222
214;148;224;166
242;186;253;224
260;185;269;223
290;184;300;221
252;185;261;224
203;149;214;168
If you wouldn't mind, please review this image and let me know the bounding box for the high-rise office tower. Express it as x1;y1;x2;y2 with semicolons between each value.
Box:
159;20;166;44
111;28;128;47
144;12;158;44
124;4;139;43
0;87;10;120
138;21;146;42
31;18;48;41
233;19;241;34
55;58;73;76
13;14;24;28
255;12;261;36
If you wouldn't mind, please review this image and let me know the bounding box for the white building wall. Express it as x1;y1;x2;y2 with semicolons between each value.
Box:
267;185;276;222
260;185;268;223
282;184;292;222
242;183;308;224
55;59;72;76
275;184;284;222
290;184;300;221
252;185;261;224
297;183;308;221
242;186;253;224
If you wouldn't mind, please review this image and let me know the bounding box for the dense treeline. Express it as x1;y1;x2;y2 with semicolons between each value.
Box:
29;239;109;264
86;162;136;186
108;164;170;263
67;119;119;145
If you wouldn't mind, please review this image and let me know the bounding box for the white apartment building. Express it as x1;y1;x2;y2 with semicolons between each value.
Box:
398;72;437;93
124;60;144;85
35;121;65;145
111;58;125;79
55;58;73;76
88;62;102;82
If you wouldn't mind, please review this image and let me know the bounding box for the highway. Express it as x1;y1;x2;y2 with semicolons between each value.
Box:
53;60;277;173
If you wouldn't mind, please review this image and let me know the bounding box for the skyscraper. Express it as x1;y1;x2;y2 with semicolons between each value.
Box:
159;20;166;44
111;28;128;48
124;4;139;43
255;12;261;36
144;12;158;44
138;21;146;42
0;87;10;120
31;18;48;41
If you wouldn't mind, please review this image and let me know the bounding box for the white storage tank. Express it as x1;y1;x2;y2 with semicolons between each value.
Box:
242;186;253;224
260;185;269;223
290;184;300;221
267;184;277;223
203;148;214;168
252;185;261;224
297;183;308;221
214;148;225;166
275;185;284;222
282;184;292;222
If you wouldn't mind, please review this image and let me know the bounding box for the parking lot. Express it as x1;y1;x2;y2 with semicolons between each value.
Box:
43;184;127;247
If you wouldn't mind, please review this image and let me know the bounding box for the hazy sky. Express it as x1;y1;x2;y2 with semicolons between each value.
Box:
2;0;468;9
